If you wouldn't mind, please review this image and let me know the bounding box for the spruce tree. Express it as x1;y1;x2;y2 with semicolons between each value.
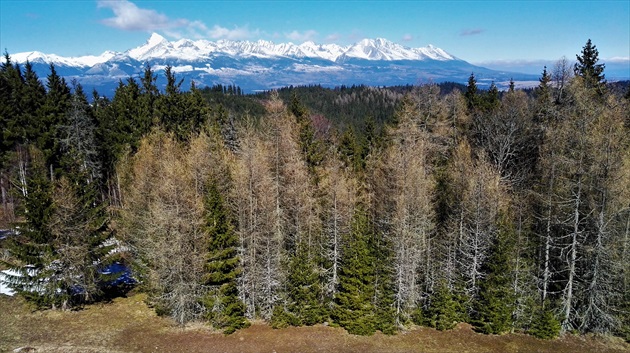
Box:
158;66;189;141
465;72;479;112
287;242;326;325
60;81;102;184
1;56;24;156
483;81;500;112
423;280;461;331
4;144;113;308
574;39;606;91
3;144;113;308
473;218;516;334
21;61;47;144
290;92;324;180
47;169;114;307
2;146;55;307
39;63;71;170
272;241;325;328
139;64;159;129
338;127;362;173
536;66;553;110
529;304;561;339
201;181;249;334
184;81;210;137
333;205;377;335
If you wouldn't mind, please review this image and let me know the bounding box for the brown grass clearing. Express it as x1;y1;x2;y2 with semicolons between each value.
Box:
1;293;628;353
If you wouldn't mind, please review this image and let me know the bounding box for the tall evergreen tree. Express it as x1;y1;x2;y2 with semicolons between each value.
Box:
158;66;188;140
421;279;461;331
139;64;159;129
2;146;55;307
482;82;500;112
465;73;480;112
1;57;25;156
60;81;102;184
3;142;112;309
290;92;324;180
273;241;325;327
21;61;47;144
333;205;377;335
537;67;552;102
473;216;516;334
338;127;363;174
574;39;606;91
202;181;249;334
535;66;553;124
39;64;71;172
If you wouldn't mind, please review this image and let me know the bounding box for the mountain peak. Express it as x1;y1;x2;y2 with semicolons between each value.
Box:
9;34;537;96
124;33;455;62
147;33;167;46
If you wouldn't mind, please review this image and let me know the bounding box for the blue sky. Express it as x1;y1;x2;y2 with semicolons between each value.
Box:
1;0;629;72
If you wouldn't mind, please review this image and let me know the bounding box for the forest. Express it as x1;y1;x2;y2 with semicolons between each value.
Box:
0;39;629;341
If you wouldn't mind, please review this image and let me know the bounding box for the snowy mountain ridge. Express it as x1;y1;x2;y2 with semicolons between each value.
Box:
13;33;457;66
9;33;538;95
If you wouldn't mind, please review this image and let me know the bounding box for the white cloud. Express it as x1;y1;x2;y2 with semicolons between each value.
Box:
97;0;260;41
402;34;413;42
97;0;183;31
607;56;630;63
209;25;258;40
285;30;318;42
325;33;341;42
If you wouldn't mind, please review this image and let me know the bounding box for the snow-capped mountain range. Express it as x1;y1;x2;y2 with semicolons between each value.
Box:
11;33;537;95
14;33;456;65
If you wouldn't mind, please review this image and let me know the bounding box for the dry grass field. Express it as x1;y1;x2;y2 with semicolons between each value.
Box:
1;293;628;353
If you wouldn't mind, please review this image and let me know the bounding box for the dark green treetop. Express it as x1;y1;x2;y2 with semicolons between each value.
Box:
574;39;606;90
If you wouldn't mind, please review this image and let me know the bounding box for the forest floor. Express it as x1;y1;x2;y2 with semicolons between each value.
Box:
1;293;629;353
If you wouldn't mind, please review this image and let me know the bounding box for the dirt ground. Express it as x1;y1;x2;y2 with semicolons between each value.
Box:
1;293;628;353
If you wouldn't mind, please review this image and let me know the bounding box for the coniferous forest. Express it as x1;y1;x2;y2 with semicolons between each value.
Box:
1;40;629;341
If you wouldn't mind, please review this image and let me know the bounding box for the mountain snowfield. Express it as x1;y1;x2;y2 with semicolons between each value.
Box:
11;33;538;95
14;33;456;65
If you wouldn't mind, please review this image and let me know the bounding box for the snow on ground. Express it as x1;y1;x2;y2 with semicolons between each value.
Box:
0;270;16;296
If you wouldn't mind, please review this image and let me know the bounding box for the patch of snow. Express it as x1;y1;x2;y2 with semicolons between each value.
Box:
293;63;344;72
171;65;194;73
0;270;16;296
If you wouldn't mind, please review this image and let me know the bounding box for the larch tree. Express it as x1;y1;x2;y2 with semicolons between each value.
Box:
452;147;505;306
319;148;358;307
552;56;573;105
119;131;208;325
573;82;627;333
261;92;323;326
232;121;282;320
372;94;435;328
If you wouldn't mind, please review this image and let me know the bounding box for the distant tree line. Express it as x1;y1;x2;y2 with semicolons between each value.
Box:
0;40;629;339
